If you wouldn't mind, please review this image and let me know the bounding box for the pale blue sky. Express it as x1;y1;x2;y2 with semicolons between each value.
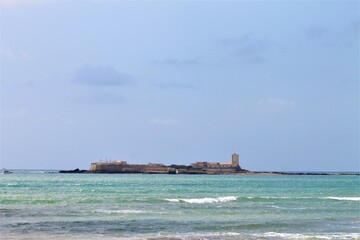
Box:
0;1;359;171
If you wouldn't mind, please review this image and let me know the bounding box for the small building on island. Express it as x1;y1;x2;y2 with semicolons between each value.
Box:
191;153;241;174
90;160;170;174
192;153;240;169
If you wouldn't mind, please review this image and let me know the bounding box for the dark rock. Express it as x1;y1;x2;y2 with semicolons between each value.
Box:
59;168;87;173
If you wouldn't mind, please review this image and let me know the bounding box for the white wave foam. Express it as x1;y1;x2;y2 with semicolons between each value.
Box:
261;232;360;239
126;232;360;240
165;196;237;204
165;199;180;202
262;232;314;239
247;196;360;201
242;196;302;199
324;197;360;201
92;209;145;214
165;196;360;204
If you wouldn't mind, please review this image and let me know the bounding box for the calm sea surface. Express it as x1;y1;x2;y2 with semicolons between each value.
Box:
0;172;359;239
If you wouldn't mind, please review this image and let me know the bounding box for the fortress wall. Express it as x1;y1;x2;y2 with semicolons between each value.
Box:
191;153;241;169
90;163;170;173
90;164;127;172
205;168;238;174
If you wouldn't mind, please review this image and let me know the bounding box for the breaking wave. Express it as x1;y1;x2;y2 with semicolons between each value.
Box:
92;209;145;214
259;232;360;239
165;196;237;204
324;197;360;201
165;196;360;203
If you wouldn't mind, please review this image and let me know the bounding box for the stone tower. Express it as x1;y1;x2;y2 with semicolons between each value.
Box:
231;153;240;167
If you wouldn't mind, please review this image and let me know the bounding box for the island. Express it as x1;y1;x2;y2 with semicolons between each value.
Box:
59;153;359;176
61;153;247;174
88;153;243;174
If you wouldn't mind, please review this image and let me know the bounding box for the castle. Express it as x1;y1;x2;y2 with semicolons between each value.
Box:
89;153;243;174
192;153;240;169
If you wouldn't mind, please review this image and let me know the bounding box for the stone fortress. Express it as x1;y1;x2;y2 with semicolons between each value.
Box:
89;153;245;174
192;153;240;169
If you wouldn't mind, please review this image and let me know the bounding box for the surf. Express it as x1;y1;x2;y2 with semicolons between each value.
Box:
165;196;238;204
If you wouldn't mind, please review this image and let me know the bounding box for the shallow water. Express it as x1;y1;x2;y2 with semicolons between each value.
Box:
0;172;359;239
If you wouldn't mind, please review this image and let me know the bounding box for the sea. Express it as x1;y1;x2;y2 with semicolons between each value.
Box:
0;171;359;240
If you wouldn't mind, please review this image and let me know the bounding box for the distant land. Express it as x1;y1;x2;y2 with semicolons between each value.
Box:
59;153;360;176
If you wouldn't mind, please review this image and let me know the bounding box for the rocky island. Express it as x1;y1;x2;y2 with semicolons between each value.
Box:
88;153;244;174
61;153;247;174
59;153;359;176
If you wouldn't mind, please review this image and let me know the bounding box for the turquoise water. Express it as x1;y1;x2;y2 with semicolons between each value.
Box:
0;172;359;239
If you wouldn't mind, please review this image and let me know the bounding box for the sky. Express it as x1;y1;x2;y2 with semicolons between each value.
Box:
0;1;359;171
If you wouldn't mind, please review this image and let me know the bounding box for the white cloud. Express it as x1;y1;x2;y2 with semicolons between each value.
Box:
257;98;295;113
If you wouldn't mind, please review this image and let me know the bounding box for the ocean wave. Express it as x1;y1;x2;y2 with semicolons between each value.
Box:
239;196;309;200
128;232;360;240
92;209;145;214
166;196;360;203
324;197;360;201
2;232;360;240
261;232;360;239
165;196;237;204
244;196;360;202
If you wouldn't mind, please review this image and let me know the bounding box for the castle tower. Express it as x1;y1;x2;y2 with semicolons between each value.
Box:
231;153;239;167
